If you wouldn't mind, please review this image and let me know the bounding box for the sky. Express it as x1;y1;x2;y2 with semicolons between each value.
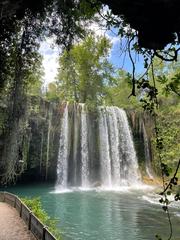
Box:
39;20;145;87
107;28;145;73
39;38;60;87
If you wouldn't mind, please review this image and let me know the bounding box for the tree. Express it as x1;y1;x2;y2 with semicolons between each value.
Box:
0;12;45;184
26;54;44;97
46;83;59;101
104;69;140;108
56;34;114;106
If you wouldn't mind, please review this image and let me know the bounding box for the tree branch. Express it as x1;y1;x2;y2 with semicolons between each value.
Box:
154;48;180;62
170;85;180;97
128;36;136;97
160;159;180;195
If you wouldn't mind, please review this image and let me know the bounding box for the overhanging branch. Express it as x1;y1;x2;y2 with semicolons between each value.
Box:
154;48;180;62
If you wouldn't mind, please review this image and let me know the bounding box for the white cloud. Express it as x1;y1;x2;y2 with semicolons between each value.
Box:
110;35;120;45
39;7;122;86
39;38;61;87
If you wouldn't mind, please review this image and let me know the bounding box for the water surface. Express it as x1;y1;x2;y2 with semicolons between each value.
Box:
4;184;180;240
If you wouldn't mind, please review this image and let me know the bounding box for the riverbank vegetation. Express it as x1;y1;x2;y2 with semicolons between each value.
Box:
22;197;61;240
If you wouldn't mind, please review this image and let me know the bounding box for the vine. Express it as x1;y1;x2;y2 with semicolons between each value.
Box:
99;7;180;237
137;59;180;240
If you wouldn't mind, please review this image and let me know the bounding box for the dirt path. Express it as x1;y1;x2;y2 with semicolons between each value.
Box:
0;202;36;240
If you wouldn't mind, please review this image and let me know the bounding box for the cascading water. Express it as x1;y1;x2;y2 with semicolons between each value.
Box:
99;107;112;187
80;104;90;188
56;104;141;189
107;107;121;186
116;108;140;185
72;103;79;186
56;103;69;188
99;107;140;187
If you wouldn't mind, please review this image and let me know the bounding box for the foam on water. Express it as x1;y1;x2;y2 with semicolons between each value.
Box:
51;188;73;194
95;183;154;192
142;192;180;217
52;183;154;194
142;195;160;205
175;212;180;218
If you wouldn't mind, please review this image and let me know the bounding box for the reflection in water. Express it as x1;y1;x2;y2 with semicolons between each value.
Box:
3;184;180;240
53;191;143;240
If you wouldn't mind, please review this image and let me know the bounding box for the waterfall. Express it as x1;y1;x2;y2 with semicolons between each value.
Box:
80;104;90;187
106;107;121;186
56;103;69;188
72;103;79;186
116;108;140;185
98;107;140;187
56;104;141;189
99;107;112;187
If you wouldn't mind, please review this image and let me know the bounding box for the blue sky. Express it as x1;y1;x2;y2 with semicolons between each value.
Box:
107;28;145;74
39;26;145;86
110;39;144;72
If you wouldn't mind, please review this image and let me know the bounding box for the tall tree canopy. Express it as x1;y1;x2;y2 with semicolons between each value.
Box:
56;35;114;106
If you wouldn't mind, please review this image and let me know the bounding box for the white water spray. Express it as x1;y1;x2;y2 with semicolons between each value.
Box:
98;107;140;187
56;104;141;189
80;104;90;187
56;103;69;188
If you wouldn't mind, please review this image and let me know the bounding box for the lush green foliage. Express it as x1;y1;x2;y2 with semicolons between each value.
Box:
152;106;180;178
22;197;61;240
104;69;140;109
136;58;180;175
54;35;114;107
0;11;46;184
26;55;44;97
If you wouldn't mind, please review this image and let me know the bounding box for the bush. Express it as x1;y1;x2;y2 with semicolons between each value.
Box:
22;197;62;240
